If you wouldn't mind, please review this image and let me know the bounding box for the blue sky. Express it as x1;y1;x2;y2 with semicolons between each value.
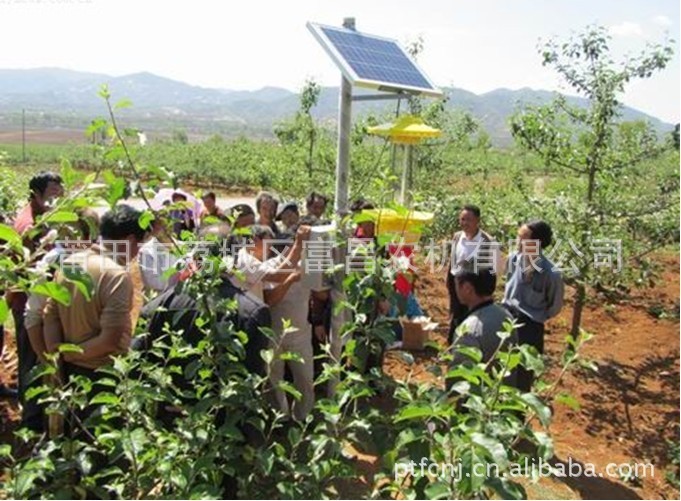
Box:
1;0;678;122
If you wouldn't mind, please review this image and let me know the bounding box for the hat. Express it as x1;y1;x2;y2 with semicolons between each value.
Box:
230;203;255;219
275;201;299;221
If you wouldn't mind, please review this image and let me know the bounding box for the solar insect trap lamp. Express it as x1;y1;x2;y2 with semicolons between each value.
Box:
366;115;441;205
307;18;443;213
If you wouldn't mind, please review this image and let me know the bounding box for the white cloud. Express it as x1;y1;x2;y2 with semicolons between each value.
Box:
652;15;672;27
609;21;643;37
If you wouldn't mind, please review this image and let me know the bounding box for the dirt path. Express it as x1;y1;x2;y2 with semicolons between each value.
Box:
402;252;680;499
543;254;680;499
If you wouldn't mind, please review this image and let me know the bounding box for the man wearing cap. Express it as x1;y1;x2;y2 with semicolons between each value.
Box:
276;202;300;235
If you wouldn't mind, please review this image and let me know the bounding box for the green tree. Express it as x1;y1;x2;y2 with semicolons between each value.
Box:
273;78;323;180
672;123;680;150
510;25;676;336
171;128;189;144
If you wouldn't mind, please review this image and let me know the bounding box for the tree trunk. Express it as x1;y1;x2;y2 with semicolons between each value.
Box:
307;125;315;179
571;282;586;338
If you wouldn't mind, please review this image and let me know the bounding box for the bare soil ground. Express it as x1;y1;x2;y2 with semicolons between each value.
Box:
383;252;680;500
0;129;89;145
1;254;679;499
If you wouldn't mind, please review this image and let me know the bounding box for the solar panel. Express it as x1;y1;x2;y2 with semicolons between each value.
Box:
307;22;443;98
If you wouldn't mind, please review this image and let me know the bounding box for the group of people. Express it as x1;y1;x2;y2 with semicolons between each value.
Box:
2;174;343;428
1;171;565;434
445;205;564;391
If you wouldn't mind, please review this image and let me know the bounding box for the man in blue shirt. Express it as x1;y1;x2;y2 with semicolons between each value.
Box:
503;220;564;392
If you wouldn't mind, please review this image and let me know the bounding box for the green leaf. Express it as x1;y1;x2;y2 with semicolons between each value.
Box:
486;477;526;500
277;381;302;400
578;358;599;372
445;366;481;384
58;343;84;354
395;404;432;422
98;84;110;99
555;392;581;410
424;481;451;500
376;234;395;248
125;428;149;459
24;385;49;402
138;210;155;230
114;98;133;110
518;344;544;373
0;298;8;325
102;170;127;207
170;470;187;490
86;118;108;137
471;432;509;468
28;364;56;384
14;470;40;498
260;350;274;365
454;346;483;363
279;351;304;363
42;211;79;224
62;265;94;301
0;223;22;248
520;392;552;427
90;393;120;406
533;431;554;460
449;380;471;395
30;282;71;306
60;158;78;189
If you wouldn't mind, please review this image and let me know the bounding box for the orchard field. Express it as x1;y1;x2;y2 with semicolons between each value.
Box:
0;26;679;500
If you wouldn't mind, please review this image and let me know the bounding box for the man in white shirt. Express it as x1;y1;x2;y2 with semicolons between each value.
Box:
445;205;502;345
236;224;322;420
236;225;308;302
138;216;179;292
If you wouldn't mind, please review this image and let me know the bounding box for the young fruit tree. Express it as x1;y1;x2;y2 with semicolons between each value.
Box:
510;25;678;336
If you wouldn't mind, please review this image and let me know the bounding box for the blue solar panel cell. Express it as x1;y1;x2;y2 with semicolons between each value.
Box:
311;24;439;95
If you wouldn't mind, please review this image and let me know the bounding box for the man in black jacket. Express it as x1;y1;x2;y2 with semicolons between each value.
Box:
140;276;271;378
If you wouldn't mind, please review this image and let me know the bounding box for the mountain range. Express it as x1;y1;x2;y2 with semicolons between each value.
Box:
0;68;673;146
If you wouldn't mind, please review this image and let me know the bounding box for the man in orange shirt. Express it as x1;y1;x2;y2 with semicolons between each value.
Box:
43;205;147;384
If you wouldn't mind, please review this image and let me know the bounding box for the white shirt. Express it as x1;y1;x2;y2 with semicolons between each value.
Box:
25;246;66;330
237;250;314;336
269;278;313;338
451;230;484;275
138;238;179;292
236;248;286;301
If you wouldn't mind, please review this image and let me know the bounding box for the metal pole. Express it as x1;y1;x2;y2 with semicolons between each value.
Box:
399;145;408;204
407;144;414;204
399;144;414;205
334;17;354;215
22;108;26;163
329;17;355;397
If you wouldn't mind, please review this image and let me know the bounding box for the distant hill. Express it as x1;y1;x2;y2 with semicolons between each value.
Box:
0;68;673;146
